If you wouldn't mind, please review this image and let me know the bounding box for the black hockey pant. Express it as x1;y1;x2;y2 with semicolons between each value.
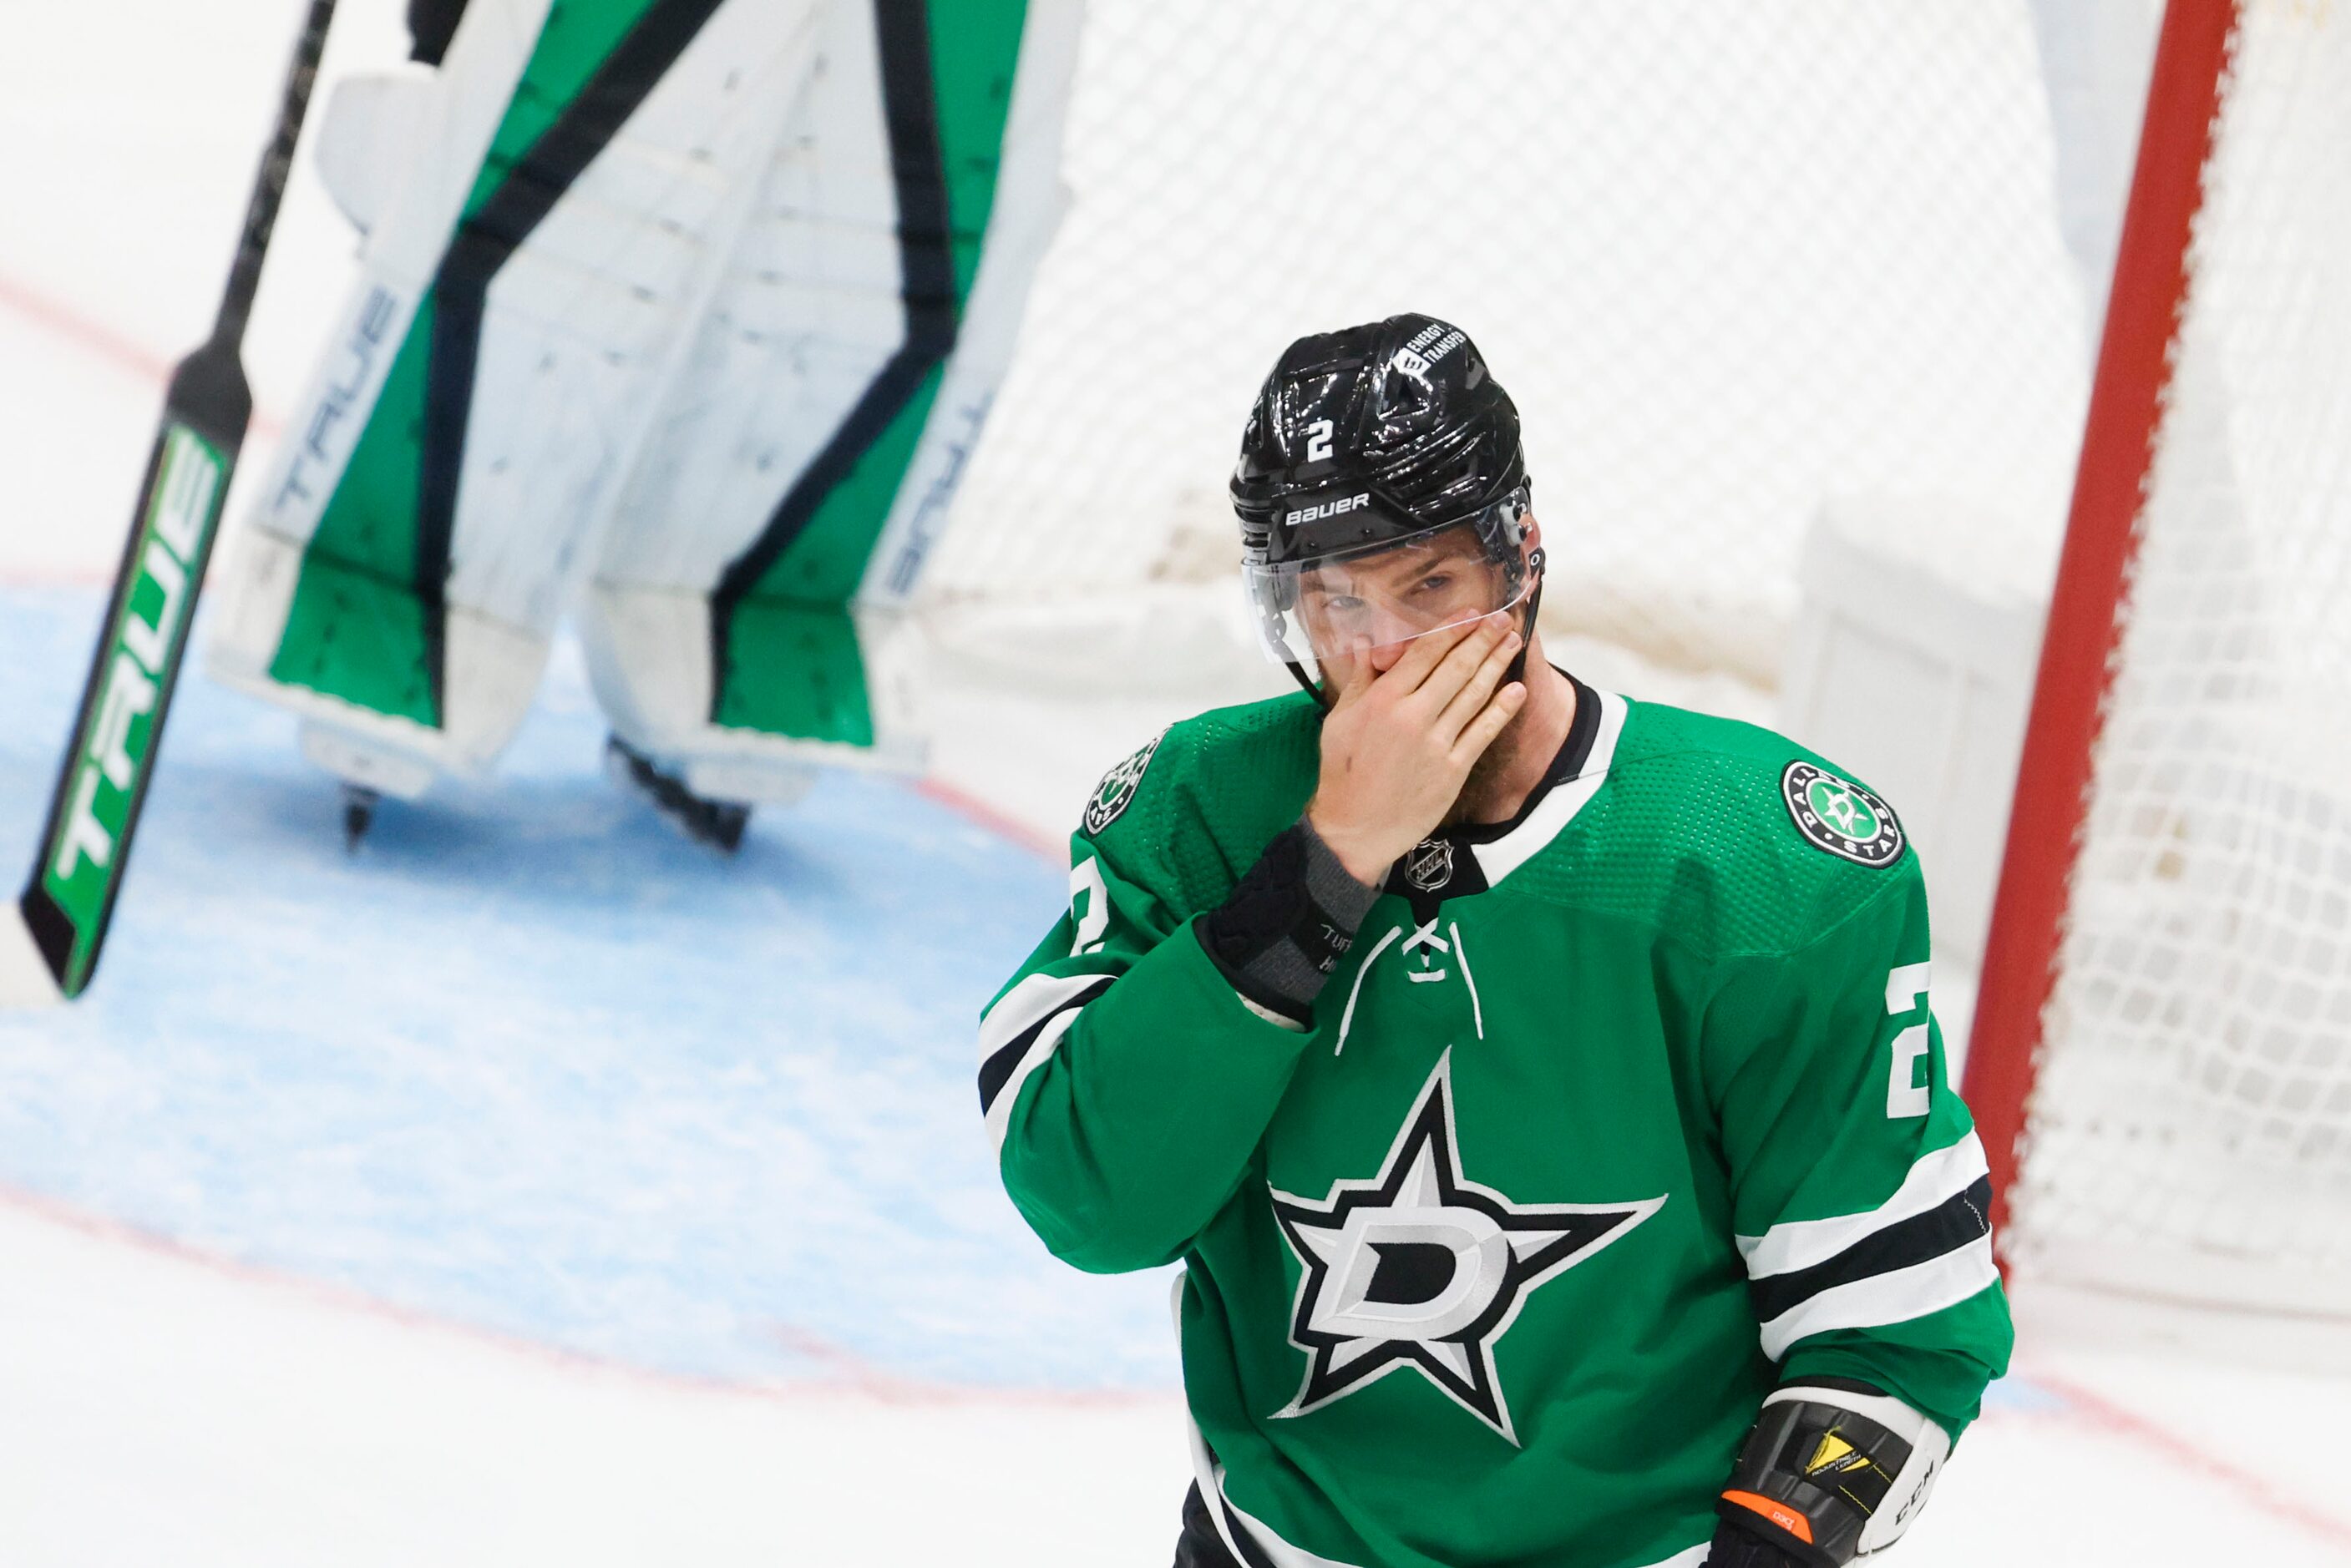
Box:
1175;1482;1249;1567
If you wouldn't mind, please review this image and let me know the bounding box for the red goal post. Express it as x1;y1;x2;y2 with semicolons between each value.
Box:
1967;0;2351;1320
1966;1;2235;1241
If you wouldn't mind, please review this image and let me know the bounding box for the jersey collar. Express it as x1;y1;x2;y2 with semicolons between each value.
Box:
1380;673;1629;907
1465;674;1626;888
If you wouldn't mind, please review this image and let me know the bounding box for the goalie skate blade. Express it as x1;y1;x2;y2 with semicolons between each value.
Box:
605;735;751;853
341;786;381;853
0;906;65;1009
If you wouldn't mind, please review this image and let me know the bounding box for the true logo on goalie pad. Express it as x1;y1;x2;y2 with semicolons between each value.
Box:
1781;761;1904;867
1084;730;1165;836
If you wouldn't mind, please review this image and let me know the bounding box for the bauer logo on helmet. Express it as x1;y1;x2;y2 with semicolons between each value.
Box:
1284;493;1371;529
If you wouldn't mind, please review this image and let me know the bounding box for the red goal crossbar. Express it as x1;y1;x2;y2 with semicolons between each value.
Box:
1962;0;2241;1244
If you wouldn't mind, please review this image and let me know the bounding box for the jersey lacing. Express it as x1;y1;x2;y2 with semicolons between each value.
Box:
1333;915;1487;1055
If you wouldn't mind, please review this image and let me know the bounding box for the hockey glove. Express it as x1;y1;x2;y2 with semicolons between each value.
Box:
1710;1380;1950;1566
1704;1528;1811;1568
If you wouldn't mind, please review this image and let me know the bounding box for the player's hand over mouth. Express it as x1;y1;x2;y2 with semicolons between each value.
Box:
1305;617;1525;884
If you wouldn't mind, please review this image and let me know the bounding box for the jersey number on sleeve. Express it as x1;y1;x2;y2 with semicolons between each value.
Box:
1068;857;1109;956
1884;961;1933;1118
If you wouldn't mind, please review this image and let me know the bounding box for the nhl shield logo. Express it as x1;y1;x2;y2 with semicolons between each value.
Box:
1083;730;1165;835
1405;837;1456;893
1781;761;1904;867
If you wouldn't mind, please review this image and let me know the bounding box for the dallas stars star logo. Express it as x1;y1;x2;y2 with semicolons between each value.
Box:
1268;1051;1664;1445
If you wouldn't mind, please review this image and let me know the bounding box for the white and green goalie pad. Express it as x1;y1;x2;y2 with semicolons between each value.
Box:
205;0;1076;802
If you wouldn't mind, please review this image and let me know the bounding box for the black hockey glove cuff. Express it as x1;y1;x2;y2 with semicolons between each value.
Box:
1711;1381;1949;1566
1197;817;1383;1027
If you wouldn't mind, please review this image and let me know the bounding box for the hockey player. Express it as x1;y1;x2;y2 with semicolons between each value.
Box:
979;315;2011;1568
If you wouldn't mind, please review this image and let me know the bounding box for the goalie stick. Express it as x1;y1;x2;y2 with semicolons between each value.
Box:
3;0;339;1005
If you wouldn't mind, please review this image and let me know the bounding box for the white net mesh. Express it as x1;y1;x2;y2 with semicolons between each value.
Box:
911;0;2351;1329
924;0;2091;690
2011;0;2351;1316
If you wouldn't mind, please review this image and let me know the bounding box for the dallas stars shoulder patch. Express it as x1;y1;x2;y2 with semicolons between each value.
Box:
1083;728;1166;836
1267;1051;1664;1446
1781;761;1905;868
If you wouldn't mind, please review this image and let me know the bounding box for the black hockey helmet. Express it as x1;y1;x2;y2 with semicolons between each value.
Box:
1230;315;1538;694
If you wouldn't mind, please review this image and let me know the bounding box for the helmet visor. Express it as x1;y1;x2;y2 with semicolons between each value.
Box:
1244;489;1532;675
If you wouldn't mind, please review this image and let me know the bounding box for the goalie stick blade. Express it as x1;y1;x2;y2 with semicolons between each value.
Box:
8;0;335;1003
17;351;250;1001
0;903;64;1009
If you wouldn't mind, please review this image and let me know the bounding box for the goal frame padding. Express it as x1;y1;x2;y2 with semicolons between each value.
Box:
1961;0;2240;1245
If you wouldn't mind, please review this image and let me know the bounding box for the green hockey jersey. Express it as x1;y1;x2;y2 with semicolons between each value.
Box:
980;678;2012;1568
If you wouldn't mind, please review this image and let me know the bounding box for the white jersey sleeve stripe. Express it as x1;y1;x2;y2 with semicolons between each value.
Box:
1735;1130;1990;1279
1756;1233;1998;1361
977;969;1113;1066
983;1007;1087;1156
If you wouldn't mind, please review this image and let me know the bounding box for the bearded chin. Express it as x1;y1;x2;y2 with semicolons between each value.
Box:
1442;696;1532;829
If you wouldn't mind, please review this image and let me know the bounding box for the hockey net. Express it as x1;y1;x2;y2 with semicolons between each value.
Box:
918;1;2093;701
927;0;2351;1333
1979;0;2351;1324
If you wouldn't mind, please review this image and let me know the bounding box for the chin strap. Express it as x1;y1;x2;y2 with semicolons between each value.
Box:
1502;549;1545;688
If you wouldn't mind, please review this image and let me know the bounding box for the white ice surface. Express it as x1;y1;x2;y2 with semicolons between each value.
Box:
3;3;2351;1565
5;1178;2350;1566
0;1190;1189;1568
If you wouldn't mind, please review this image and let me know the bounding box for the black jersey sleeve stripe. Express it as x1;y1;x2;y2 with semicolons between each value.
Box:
1746;1176;1993;1324
976;976;1114;1115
